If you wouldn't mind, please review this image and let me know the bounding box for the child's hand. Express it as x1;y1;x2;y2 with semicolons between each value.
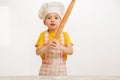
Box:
48;39;62;50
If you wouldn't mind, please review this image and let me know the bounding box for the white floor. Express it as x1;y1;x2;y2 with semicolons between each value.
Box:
0;76;120;80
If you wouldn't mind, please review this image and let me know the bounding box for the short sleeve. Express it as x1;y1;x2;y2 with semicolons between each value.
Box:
63;32;73;46
35;31;45;47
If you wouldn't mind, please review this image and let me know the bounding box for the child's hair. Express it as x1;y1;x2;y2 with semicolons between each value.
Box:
38;1;65;20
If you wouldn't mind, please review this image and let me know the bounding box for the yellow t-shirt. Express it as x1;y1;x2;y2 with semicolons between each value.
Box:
35;31;72;60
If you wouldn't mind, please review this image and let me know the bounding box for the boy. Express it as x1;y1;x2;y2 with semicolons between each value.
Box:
35;1;73;76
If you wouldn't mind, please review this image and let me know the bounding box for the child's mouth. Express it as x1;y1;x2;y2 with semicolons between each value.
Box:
50;24;55;26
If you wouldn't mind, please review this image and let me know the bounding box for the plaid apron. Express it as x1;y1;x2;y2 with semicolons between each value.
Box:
39;31;67;76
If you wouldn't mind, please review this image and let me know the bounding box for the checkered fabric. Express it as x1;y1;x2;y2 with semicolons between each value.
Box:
39;31;67;76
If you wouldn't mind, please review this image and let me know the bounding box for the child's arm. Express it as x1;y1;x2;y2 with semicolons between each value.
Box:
60;44;73;55
36;40;58;55
36;46;48;56
36;39;73;55
51;39;73;55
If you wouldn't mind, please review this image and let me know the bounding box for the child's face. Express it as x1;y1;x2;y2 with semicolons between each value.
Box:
44;13;61;32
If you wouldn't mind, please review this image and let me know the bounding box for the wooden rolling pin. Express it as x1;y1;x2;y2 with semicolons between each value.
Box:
55;0;75;39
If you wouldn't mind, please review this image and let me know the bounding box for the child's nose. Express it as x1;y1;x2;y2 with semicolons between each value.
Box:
51;18;55;22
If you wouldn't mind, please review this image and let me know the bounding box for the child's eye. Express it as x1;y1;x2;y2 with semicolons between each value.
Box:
47;17;51;19
55;17;59;19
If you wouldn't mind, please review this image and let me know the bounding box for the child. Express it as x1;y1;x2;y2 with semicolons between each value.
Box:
35;1;73;76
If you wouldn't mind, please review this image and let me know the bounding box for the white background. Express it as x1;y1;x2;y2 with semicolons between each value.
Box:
0;0;120;76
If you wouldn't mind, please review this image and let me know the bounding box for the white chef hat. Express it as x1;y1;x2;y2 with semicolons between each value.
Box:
38;1;65;20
